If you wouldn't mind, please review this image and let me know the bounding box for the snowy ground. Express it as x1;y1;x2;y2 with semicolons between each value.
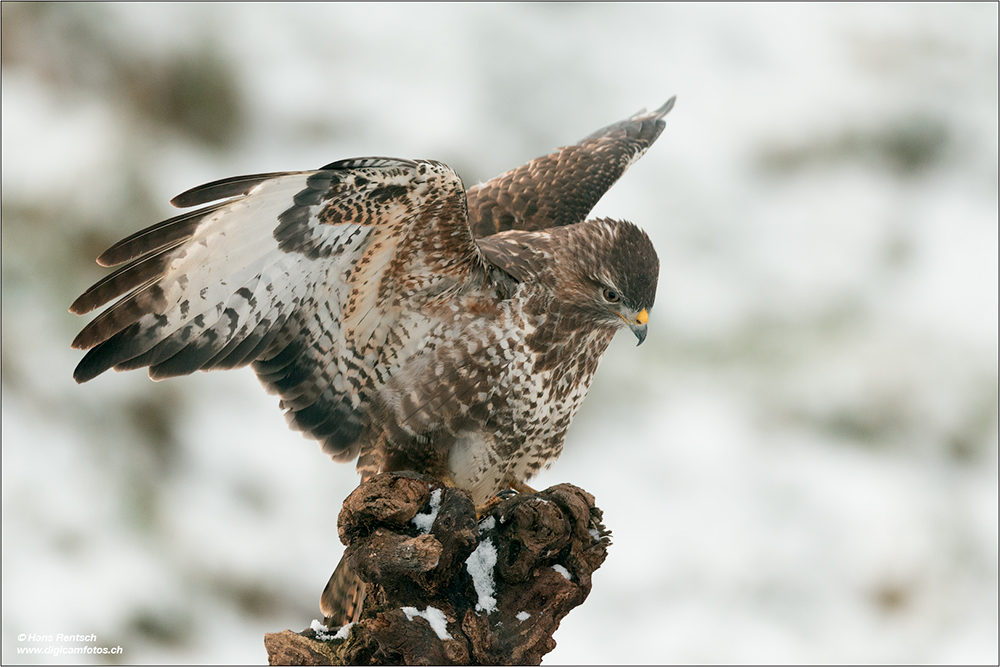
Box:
2;4;997;664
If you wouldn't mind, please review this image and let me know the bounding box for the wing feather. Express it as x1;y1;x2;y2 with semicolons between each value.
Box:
72;158;488;460
169;171;296;208
71;281;167;353
466;97;675;237
96;201;229;268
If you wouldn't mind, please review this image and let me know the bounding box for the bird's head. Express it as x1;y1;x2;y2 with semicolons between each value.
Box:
566;218;659;345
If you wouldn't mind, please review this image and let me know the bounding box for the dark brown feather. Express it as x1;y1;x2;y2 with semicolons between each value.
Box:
71;240;185;315
200;313;287;371
96;202;228;267
169;171;297;208
71;283;167;351
466;97;675;238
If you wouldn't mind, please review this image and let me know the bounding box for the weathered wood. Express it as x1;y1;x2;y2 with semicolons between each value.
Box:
265;471;611;665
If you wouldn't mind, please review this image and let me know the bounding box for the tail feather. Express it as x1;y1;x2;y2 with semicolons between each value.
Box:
320;556;367;628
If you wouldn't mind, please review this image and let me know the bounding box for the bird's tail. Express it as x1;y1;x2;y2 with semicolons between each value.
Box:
320;556;367;628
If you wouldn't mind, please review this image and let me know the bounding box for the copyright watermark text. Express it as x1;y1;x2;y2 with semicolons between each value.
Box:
15;633;122;657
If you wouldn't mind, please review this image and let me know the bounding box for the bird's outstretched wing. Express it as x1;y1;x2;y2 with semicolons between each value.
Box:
466;97;675;238
71;158;486;459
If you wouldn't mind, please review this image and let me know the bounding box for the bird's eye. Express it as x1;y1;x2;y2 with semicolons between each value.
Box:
602;288;621;303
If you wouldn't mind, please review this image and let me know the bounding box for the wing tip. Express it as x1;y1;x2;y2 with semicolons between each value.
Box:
70;328;95;351
629;95;676;122
72;355;103;383
169;171;295;208
96;243;136;267
68;297;89;316
169;191;196;208
655;95;677;118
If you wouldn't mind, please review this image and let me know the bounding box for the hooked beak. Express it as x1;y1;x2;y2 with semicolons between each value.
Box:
629;309;649;346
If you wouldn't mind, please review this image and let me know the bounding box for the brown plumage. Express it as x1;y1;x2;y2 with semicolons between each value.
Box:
70;98;675;626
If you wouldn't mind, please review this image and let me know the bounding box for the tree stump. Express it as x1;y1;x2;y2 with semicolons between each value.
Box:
264;471;611;665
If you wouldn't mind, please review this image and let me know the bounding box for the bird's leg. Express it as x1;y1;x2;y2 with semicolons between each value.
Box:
505;477;537;495
476;498;502;519
475;476;537;518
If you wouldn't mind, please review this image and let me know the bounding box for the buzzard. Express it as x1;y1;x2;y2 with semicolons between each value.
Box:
71;97;675;624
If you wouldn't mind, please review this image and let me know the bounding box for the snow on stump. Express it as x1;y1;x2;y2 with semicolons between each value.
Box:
264;471;611;665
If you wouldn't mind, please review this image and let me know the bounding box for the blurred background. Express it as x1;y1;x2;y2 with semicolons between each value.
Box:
2;3;997;664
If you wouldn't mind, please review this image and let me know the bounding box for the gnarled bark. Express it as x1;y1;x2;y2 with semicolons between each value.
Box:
265;471;611;665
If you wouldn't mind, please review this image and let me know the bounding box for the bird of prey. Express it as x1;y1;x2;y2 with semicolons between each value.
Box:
70;96;675;625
